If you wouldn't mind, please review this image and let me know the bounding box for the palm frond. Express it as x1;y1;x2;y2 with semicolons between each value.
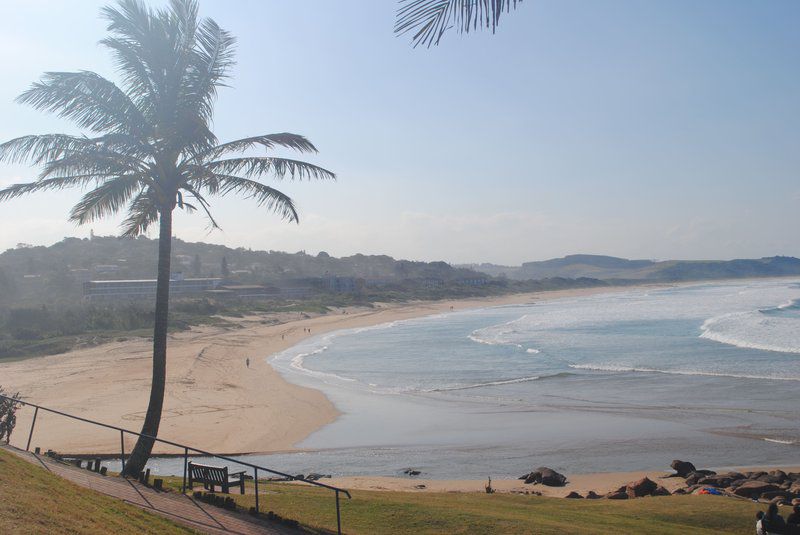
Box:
185;17;236;123
38;149;147;182
395;0;522;48
120;189;160;237
180;183;221;230
211;174;299;222
17;71;149;135
186;133;318;163
69;175;145;225
203;157;335;182
0;175;100;202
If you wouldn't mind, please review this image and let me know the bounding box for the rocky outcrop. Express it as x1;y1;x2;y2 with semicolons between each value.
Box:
626;477;658;498
520;467;567;487
565;491;583;499
670;460;696;478
732;480;781;498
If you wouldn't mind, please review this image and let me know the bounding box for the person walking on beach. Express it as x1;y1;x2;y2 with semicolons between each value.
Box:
246;357;250;368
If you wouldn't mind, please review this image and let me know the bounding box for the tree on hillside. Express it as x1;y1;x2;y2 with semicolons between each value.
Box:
0;0;334;476
395;0;522;48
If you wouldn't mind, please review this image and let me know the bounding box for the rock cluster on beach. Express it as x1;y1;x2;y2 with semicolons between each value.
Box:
520;459;800;502
667;459;800;504
519;467;568;487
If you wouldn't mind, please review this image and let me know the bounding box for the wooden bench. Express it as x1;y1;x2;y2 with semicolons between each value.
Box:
187;462;246;494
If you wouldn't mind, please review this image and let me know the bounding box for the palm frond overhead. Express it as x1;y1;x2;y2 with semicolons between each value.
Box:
395;0;522;48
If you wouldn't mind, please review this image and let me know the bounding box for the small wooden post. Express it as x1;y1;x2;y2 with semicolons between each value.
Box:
94;459;101;472
100;467;108;476
144;468;151;486
34;447;40;455
254;467;259;514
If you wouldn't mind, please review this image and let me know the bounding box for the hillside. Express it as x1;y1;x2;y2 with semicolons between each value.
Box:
462;254;800;282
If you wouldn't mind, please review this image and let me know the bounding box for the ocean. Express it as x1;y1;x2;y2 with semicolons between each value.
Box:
132;279;800;479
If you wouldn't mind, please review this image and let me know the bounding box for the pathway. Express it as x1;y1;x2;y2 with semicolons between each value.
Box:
2;445;296;535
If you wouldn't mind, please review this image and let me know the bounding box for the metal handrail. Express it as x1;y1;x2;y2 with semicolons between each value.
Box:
1;393;351;534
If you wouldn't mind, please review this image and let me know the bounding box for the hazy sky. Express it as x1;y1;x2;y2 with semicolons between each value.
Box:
0;1;798;265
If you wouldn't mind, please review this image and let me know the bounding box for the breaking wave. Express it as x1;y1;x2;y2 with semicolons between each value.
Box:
569;364;800;382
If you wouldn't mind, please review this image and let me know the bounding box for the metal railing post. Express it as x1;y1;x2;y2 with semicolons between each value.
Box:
119;430;125;473
336;489;342;535
182;447;189;494
254;467;260;514
25;406;38;452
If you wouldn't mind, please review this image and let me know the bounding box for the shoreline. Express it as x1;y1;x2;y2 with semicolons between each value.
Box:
1;284;637;456
322;463;800;496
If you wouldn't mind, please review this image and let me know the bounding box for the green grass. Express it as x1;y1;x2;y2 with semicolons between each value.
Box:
162;477;763;535
0;448;198;535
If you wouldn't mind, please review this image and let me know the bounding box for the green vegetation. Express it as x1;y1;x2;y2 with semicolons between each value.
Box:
160;476;762;535
0;448;196;534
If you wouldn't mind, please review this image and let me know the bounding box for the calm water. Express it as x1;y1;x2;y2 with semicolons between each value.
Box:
128;280;800;479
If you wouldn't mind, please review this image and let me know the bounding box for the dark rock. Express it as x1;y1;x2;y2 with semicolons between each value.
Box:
756;474;784;484
769;470;788;482
522;467;567;487
672;488;688;495
670;460;696;478
585;491;601;499
787;472;800;482
697;476;733;488
565;491;583;499
626;477;658;498
770;496;788;506
685;472;703;486
403;469;421;477
695;469;717;477
761;490;792;501
539;468;567;487
723;471;745;481
732;480;781;498
652;486;671;496
605;490;628;500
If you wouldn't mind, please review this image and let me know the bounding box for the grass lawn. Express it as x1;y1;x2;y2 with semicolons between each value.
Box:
163;476;763;534
0;448;197;535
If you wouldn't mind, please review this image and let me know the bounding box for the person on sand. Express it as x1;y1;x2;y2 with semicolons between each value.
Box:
246;357;250;368
762;503;787;535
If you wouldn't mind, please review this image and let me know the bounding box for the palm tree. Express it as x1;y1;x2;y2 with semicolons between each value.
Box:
395;0;522;48
0;0;334;476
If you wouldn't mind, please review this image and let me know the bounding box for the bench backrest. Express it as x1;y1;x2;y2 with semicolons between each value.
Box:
188;462;228;484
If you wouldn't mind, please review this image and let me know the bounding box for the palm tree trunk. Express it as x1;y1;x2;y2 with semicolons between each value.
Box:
122;208;173;477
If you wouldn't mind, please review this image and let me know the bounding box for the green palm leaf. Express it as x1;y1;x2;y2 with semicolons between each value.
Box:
395;0;522;48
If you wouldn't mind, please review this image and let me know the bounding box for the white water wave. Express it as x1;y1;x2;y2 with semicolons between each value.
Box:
427;373;572;392
762;438;797;445
569;364;800;382
700;311;800;354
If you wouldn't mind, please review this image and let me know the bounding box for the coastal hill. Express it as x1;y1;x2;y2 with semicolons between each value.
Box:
462;254;800;282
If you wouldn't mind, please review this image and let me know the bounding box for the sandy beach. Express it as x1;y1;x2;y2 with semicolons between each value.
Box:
324;464;800;497
0;286;619;457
